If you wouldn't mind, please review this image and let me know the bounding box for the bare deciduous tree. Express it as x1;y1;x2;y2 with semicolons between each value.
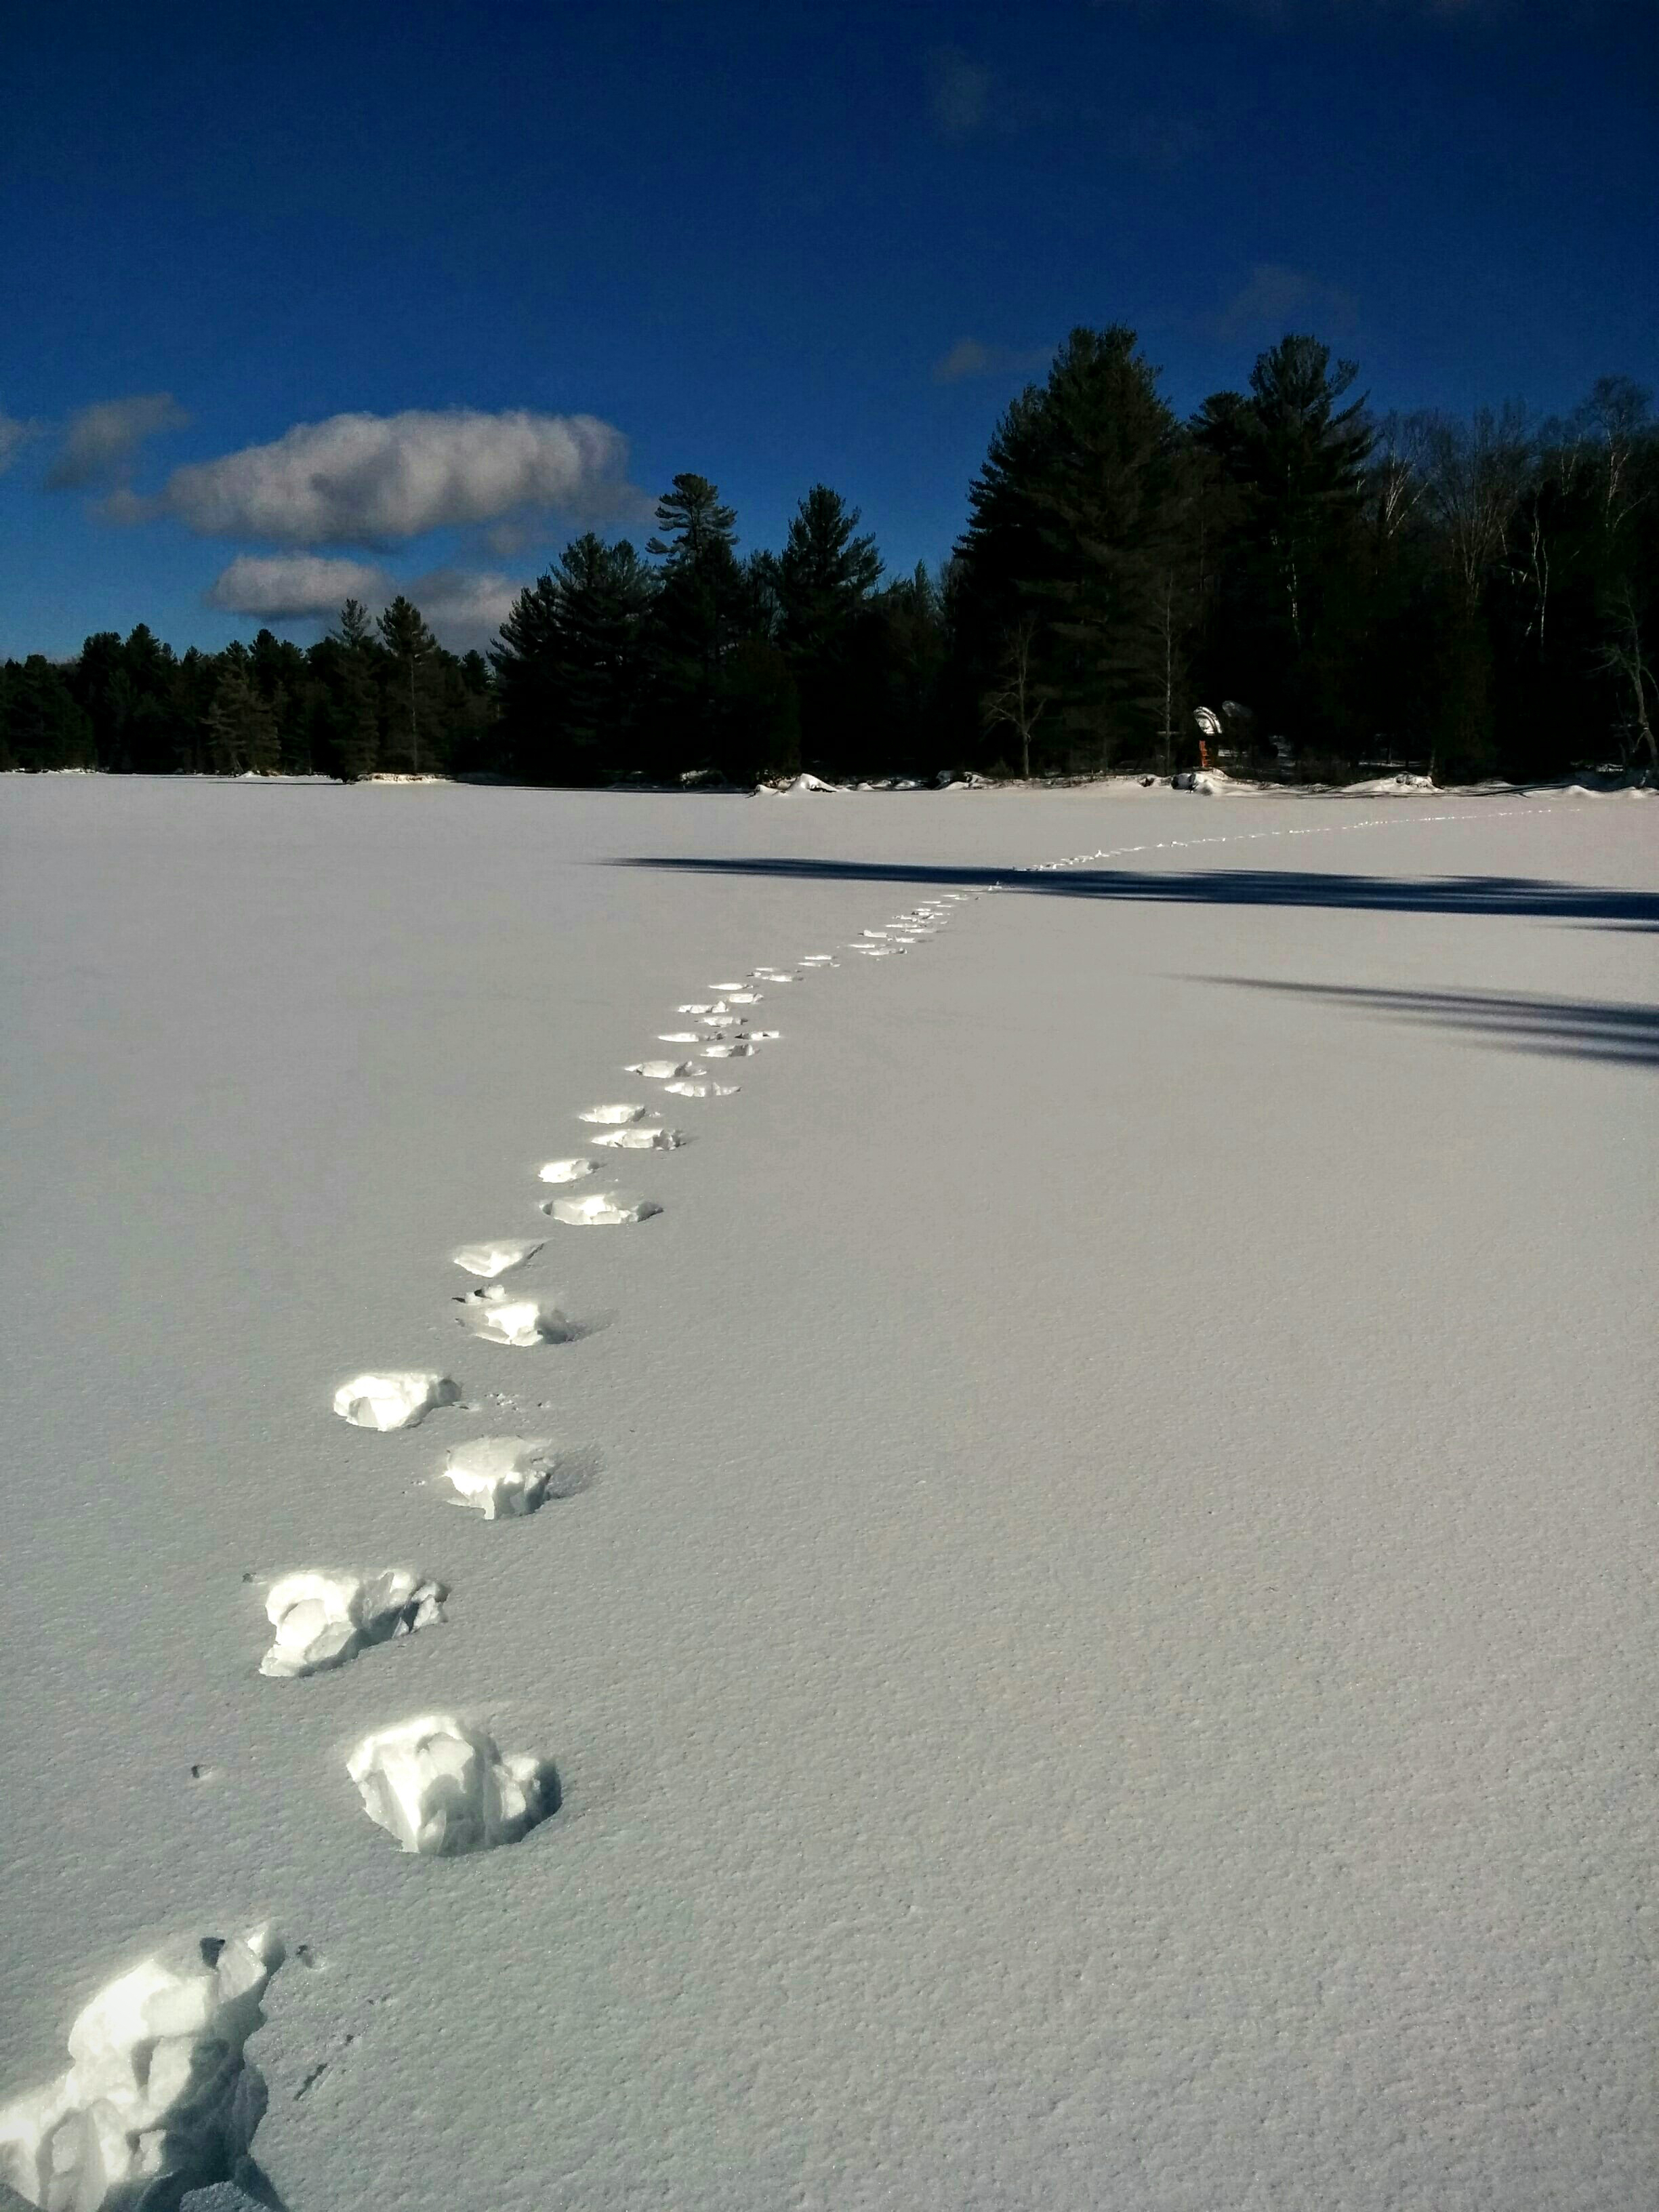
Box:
981;618;1048;779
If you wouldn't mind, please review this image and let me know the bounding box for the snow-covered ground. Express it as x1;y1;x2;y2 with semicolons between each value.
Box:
1;775;1654;2211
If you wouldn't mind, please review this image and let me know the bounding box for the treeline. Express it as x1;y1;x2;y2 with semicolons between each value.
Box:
4;331;1656;784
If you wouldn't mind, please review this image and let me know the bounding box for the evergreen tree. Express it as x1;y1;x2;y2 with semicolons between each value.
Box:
1195;335;1374;756
644;474;746;765
376;596;441;773
312;602;382;779
204;649;279;774
954;327;1186;770
0;656;97;770
778;486;882;657
549;534;655;776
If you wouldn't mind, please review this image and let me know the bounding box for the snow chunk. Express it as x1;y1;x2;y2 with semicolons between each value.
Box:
438;1435;557;1519
346;1715;558;1855
548;1190;661;1226
537;1157;597;1184
457;1287;570;1347
333;1372;459;1431
452;1237;541;1278
260;1570;445;1679
0;1925;283;2211
592;1124;686;1151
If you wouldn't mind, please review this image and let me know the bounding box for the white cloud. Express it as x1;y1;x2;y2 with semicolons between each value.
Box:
405;567;522;641
933;337;1053;386
205;552;390;620
156;407;634;545
46;392;189;490
1200;263;1358;344
205;553;525;652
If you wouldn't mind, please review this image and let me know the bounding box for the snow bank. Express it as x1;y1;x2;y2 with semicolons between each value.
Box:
331;1372;459;1431
0;1926;283;2210
1344;771;1437;795
438;1435;558;1519
260;1569;445;1678
346;1717;558;1854
548;1190;661;1226
451;1237;541;1278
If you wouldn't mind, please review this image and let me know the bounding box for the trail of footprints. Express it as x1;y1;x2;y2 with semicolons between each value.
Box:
0;889;975;2204
6;803;1556;2204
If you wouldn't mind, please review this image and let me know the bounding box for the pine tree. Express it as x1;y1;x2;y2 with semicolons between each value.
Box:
377;596;441;773
204;649;279;774
778;486;883;657
954;327;1187;771
644;474;745;764
1196;335;1374;756
550;534;655;775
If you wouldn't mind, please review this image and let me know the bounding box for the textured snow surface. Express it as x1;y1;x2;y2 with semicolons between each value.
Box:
1;777;1656;2212
0;1925;282;2210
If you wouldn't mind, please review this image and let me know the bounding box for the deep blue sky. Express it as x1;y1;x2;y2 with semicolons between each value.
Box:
1;0;1654;658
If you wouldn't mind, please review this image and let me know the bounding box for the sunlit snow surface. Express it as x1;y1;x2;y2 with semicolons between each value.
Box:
1;776;1655;2212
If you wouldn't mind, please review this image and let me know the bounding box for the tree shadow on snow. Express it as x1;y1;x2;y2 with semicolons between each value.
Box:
612;856;1659;933
1205;979;1659;1069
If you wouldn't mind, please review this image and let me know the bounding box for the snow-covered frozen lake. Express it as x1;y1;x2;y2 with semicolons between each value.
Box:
1;775;1654;2211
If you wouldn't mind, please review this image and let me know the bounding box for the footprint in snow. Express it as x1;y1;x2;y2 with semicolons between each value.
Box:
436;1435;598;1518
438;1435;556;1517
260;1570;446;1678
548;1190;662;1226
538;1157;598;1184
664;1077;738;1098
628;1057;699;1078
452;1238;541;1278
701;1041;754;1058
333;1373;460;1431
347;1716;559;1855
578;1103;647;1126
591;1124;687;1151
657;1032;703;1044
455;1286;577;1346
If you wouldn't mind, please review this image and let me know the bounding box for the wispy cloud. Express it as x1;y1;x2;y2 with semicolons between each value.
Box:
1198;262;1358;344
0;409;41;473
205;552;525;651
933;337;1053;386
927;46;994;140
147;407;638;546
45;392;189;491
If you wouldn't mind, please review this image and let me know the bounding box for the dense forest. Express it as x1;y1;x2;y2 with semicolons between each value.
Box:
4;332;1655;786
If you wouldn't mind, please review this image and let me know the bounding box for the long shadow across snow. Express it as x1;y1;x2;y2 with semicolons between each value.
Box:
613;856;1659;932
1205;980;1659;1070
